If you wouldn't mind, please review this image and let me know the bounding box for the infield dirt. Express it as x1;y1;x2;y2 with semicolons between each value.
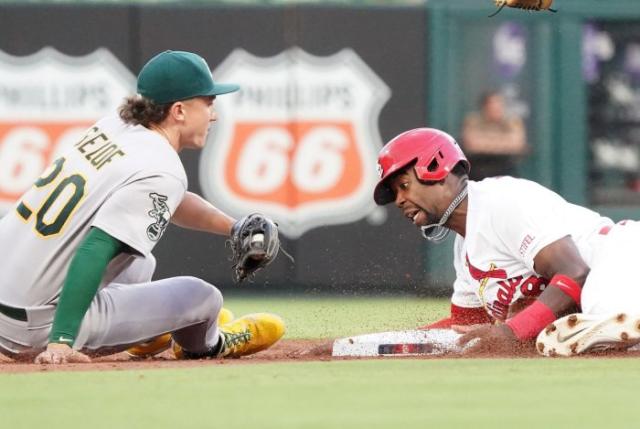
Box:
3;338;639;373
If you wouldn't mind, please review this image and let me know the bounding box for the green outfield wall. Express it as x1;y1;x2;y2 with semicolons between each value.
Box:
425;0;640;286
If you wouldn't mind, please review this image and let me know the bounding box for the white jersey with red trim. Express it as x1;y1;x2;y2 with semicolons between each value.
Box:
450;177;613;321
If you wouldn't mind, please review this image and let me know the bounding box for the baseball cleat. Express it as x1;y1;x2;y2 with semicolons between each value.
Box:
126;307;235;358
173;312;285;359
126;333;172;358
536;312;640;357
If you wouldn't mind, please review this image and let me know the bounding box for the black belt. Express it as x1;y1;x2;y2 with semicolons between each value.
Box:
0;303;28;322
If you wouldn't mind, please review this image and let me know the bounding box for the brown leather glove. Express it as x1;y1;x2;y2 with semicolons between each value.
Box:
228;214;280;283
490;0;556;16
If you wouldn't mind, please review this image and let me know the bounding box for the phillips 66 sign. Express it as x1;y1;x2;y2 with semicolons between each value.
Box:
199;48;391;238
0;48;135;214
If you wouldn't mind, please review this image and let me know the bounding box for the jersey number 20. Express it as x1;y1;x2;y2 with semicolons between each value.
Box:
16;157;86;237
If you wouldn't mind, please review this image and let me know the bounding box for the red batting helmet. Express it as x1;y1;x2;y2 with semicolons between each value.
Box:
373;128;470;205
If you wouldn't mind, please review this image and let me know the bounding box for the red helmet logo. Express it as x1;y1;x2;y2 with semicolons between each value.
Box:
373;128;470;205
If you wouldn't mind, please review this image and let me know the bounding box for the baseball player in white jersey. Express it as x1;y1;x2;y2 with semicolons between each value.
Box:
374;128;640;356
0;50;284;364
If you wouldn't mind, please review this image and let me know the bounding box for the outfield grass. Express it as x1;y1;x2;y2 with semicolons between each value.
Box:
2;297;639;429
3;358;640;429
223;295;450;338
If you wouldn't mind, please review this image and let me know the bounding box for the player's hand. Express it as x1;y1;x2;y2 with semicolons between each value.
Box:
34;343;91;364
457;324;522;355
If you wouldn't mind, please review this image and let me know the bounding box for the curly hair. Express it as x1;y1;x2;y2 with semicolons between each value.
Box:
118;95;171;127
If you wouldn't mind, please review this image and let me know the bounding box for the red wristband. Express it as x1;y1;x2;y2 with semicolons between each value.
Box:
549;274;581;307
506;300;556;340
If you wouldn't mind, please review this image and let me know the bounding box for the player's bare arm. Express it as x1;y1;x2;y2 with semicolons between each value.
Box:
171;191;235;235
532;236;588;316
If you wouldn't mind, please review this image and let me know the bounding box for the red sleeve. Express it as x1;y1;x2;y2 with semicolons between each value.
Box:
418;304;492;330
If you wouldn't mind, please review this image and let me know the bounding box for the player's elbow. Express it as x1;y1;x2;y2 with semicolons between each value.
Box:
573;267;590;287
557;266;590;288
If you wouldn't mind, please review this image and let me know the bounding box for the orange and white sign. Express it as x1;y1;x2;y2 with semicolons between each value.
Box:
200;48;391;237
0;47;135;214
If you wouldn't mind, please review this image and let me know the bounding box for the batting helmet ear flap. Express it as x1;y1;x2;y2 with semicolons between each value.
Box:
408;130;469;182
413;151;448;183
419;149;465;181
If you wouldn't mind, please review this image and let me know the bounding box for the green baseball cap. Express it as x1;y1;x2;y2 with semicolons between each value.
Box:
137;50;239;104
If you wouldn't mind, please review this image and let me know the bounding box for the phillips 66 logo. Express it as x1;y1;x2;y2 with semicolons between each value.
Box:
199;48;391;238
0;48;135;214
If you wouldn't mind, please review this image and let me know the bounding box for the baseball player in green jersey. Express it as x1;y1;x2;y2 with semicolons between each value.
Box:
0;50;285;364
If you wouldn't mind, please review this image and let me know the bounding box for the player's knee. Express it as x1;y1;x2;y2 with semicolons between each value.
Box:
181;277;223;321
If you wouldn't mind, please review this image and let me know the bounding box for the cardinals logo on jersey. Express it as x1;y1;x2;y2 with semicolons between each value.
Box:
146;193;170;241
466;255;548;321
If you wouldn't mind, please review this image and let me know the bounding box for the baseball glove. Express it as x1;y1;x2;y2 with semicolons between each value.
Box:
228;213;280;283
490;0;556;16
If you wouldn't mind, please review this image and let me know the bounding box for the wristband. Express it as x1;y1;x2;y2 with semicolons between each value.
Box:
506;300;556;340
549;274;581;307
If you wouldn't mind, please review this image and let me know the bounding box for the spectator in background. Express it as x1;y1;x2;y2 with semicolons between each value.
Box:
461;90;528;180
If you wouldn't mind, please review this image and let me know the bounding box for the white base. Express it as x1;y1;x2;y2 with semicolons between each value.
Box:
332;329;467;357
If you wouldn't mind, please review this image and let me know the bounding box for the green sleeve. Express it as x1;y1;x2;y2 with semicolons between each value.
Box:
49;227;125;345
